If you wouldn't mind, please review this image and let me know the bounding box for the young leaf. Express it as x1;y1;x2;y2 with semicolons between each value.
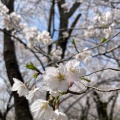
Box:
33;72;39;78
71;38;75;45
100;37;107;44
81;77;91;82
53;96;59;106
26;62;38;71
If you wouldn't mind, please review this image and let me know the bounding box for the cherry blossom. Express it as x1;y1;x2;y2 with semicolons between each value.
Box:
62;31;69;38
2;12;21;30
66;60;86;83
12;78;29;97
26;87;44;101
43;63;69;97
0;1;9;15
51;47;62;61
51;109;68;120
75;48;91;63
37;30;52;45
31;99;53;120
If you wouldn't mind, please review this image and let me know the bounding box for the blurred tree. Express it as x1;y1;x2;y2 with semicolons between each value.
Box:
0;0;120;120
1;0;33;120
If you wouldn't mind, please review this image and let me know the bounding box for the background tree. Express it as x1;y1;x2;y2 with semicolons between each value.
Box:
1;0;33;120
0;0;120;120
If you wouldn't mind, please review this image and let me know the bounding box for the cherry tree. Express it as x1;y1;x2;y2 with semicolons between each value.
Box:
0;0;120;120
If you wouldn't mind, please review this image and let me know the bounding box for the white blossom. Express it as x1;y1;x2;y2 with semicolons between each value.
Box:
77;0;83;3
110;22;116;28
10;12;21;25
37;30;52;45
51;109;68;120
62;31;69;38
51;54;61;61
51;47;62;61
87;26;94;30
103;27;112;39
84;56;92;64
75;48;91;63
22;26;38;48
105;11;113;22
114;9;120;20
0;2;9;15
31;99;53;120
19;23;28;29
26;87;44;100
66;60;86;83
23;26;38;41
12;78;28;97
43;63;69;97
2;12;21;30
2;14;11;30
49;90;59;97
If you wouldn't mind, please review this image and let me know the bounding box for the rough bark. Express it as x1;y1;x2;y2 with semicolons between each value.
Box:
57;1;81;58
93;91;117;120
80;97;90;120
57;0;69;58
93;91;108;120
109;92;118;120
2;0;33;120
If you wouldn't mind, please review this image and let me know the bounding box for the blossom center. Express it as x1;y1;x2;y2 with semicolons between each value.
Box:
57;73;65;81
41;102;48;109
70;68;76;73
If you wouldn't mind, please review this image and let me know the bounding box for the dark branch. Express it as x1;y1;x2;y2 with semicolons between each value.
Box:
68;2;81;18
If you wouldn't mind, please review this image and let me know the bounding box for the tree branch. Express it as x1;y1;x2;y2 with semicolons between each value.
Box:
68;2;81;18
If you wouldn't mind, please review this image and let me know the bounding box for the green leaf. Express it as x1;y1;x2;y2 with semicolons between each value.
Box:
71;38;75;45
53;96;59;106
81;77;91;82
33;72;39;78
100;37;107;44
26;62;38;71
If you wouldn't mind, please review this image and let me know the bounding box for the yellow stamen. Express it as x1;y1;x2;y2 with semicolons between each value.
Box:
41;102;48;109
57;73;65;81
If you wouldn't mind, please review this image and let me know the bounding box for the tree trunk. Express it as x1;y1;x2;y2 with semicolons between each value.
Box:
93;91;108;120
2;0;33;120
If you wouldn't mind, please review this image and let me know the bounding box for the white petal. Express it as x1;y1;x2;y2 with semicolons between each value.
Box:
44;106;53;120
31;99;45;112
58;80;68;92
79;68;86;77
84;56;92;63
58;63;67;74
13;78;20;83
48;78;59;90
50;90;59;97
17;87;25;96
26;87;40;100
12;84;20;91
60;113;68;120
35;109;44;120
52;110;68;120
66;72;77;83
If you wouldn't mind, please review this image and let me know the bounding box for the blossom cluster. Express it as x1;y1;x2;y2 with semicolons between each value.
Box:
75;48;92;63
0;1;52;48
12;50;91;120
0;1;9;15
51;47;62;61
84;9;120;39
